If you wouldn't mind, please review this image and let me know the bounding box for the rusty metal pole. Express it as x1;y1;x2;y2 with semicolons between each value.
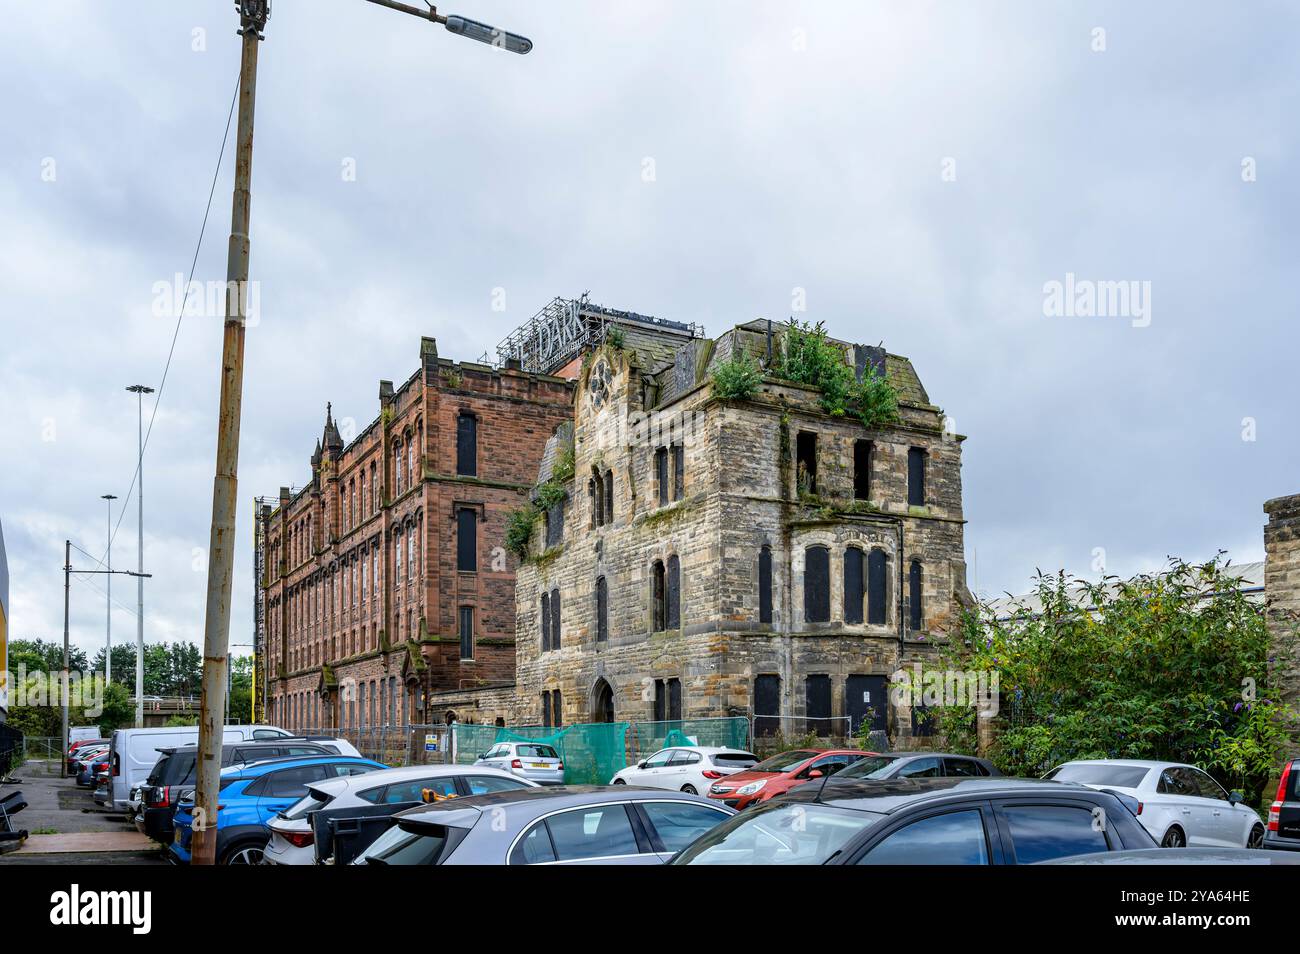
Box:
192;0;267;866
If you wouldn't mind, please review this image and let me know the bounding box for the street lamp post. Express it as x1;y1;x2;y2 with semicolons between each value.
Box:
101;494;117;686
190;0;532;865
126;384;153;727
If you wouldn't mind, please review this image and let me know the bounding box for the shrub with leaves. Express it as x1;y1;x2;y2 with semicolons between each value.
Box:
505;505;538;559
776;319;856;416
711;349;762;401
935;556;1297;806
854;364;899;429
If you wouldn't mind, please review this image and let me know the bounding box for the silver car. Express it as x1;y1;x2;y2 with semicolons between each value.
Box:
475;742;565;785
354;786;736;865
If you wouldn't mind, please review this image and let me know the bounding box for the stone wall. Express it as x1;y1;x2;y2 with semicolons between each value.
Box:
1265;493;1300;706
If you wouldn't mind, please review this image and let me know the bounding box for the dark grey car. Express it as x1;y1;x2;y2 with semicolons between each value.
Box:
353;785;736;865
830;751;1000;782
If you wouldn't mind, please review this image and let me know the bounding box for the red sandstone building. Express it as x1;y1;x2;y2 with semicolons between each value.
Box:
257;336;573;733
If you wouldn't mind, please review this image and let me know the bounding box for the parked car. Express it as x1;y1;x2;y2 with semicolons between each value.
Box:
672;777;1156;865
135;739;345;844
707;749;873;809
474;742;565;785
1044;759;1265;849
610;746;759;794
75;751;110;788
354;786;737;865
1046;847;1300;865
830;751;1001;782
265;764;538;865
65;738;108;775
1265;757;1300;852
169;754;384;865
102;724;292;812
71;746;109;784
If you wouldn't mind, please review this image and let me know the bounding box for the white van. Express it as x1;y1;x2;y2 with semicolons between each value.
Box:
102;724;293;812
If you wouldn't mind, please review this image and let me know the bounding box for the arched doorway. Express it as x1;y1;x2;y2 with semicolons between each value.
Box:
591;678;615;724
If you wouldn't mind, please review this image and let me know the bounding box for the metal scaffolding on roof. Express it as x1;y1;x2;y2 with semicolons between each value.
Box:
496;293;703;375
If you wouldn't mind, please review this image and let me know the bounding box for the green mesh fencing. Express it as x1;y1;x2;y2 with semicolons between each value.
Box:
451;721;631;785
629;718;751;761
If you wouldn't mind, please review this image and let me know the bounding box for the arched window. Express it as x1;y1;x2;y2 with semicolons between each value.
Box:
844;546;865;624
909;560;923;631
868;549;888;625
804;545;830;623
758;545;773;624
595;576;608;643
652;560;666;631
395;530;403;580
407;530;415;579
369;462;377;512
666;554;681;629
394;441;404;494
541;591;551;652
408;440;416;488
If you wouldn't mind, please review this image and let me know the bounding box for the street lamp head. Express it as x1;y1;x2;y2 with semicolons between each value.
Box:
126;384;155;395
102;494;118;501
444;15;532;54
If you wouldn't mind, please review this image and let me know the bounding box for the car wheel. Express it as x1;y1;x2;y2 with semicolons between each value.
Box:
612;778;627;785
681;784;698;795
221;841;267;865
1248;824;1265;849
1160;825;1185;848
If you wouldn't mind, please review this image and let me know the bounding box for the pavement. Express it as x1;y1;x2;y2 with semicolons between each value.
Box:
0;759;165;864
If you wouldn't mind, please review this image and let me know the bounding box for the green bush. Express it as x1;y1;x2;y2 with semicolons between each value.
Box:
775;319;899;426
505;505;538;559
711;349;762;401
855;363;899;429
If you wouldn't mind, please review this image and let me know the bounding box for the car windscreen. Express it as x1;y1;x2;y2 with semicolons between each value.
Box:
516;745;559;759
749;750;821;774
827;755;898;779
1045;764;1150;788
282;786;334;821
361;824;455;865
673;802;884;865
710;753;759;766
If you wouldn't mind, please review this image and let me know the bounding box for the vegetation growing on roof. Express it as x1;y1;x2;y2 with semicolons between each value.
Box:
710;348;762;401
775;319;899;429
505;504;538;559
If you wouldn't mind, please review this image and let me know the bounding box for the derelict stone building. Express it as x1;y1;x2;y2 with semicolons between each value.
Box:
513;316;971;739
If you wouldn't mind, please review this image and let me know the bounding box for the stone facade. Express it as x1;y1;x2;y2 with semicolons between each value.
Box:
1265;493;1300;706
514;319;970;739
259;337;573;732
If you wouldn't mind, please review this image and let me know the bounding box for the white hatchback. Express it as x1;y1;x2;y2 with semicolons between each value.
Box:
610;747;758;795
1046;759;1266;849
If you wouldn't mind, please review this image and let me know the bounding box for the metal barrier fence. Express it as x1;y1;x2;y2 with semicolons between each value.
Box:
294;726;410;766
20;736;59;761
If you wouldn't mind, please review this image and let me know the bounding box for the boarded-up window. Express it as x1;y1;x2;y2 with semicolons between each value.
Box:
796;431;817;495
909;560;923;631
844;546;864;624
456;413;476;477
456;508;477;571
652;560;666;631
458;606;474;659
805;674;832;735
907;447;926;507
758;545;773;624
868;549;888;625
544;499;565;548
653;679;666;722
604;469;614;523
541;690;552;728
540;592;551;651
666;555;681;629
804;545;830;623
551;690;563;728
754;674;780;737
672;445;684;499
656;448;669;505
595;576;608;643
854;440;872;500
655;678;682;723
550;587;561;648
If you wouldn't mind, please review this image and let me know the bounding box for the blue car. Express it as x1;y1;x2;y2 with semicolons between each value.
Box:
169;754;385;865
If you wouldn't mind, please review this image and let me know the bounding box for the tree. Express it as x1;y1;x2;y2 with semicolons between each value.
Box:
934;557;1297;806
8;638;88;675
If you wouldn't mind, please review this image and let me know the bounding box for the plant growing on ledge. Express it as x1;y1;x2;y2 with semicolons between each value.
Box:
710;348;762;401
505;504;538;559
854;363;899;429
775;319;856;416
552;447;575;484
605;325;626;350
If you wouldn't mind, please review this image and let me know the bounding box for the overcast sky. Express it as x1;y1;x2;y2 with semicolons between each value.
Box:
3;0;1296;660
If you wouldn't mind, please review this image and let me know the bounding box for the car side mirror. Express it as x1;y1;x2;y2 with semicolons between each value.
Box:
807;769;824;779
638;761;647;770
477;753;487;760
1229;790;1244;805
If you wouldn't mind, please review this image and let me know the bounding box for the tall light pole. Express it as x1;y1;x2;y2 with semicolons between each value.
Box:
101;493;117;686
190;0;532;866
126;384;154;727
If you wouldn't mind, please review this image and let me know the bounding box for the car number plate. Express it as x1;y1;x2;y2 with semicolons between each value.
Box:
531;763;550;769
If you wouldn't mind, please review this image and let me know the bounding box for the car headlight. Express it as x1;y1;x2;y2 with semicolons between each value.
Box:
736;779;768;796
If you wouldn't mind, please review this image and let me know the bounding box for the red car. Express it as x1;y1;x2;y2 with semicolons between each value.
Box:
706;748;875;809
